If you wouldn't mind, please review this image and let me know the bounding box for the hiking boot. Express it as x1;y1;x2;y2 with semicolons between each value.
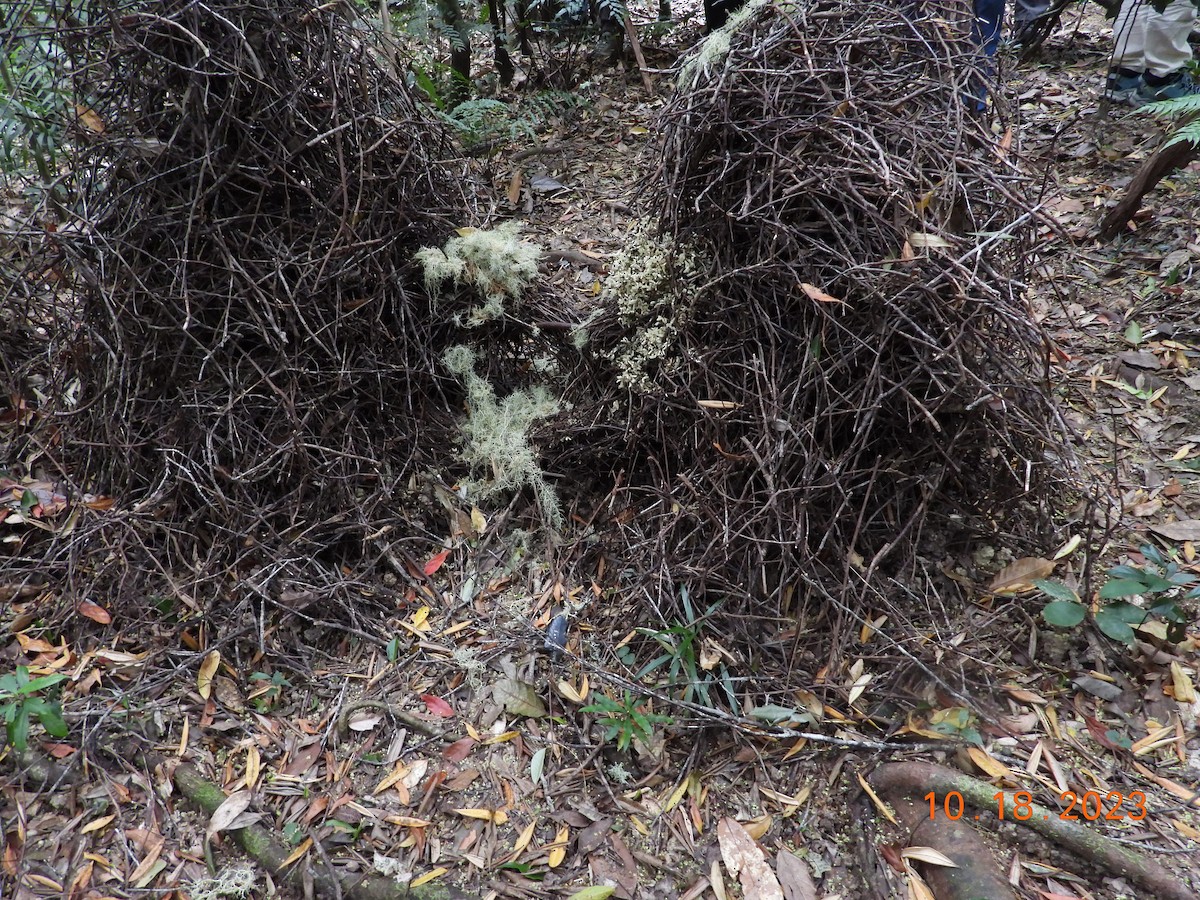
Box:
1138;71;1200;104
1105;68;1145;106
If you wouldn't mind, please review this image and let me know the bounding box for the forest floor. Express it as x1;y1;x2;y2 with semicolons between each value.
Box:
4;4;1200;900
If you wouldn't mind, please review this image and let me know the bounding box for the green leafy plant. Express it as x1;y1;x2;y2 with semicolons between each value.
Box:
1140;92;1200;151
1;1;76;199
437;98;536;148
928;706;982;745
247;671;290;712
0;665;69;751
581;690;672;752
635;587;736;709
1038;544;1196;644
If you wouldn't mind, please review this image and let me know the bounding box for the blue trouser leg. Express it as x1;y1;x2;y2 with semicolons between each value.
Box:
972;0;1006;57
969;0;1006;109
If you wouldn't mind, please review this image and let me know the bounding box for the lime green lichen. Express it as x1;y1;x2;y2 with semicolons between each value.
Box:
443;345;563;529
416;222;542;326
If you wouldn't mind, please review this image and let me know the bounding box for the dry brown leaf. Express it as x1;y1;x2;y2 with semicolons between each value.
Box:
77;600;112;624
1171;662;1197;702
966;746;1013;780
374;760;409;794
547;824;569;868
717;817;783;900
1149;520;1200;541
245;745;261;790
989;557;1055;594
282;741;322;777
1132;762;1200;807
207;791;254;837
74;104;104;133
775;850;817;900
1174;818;1200;840
856;772;898;825
281;837;312;869
907;231;951;249
81;814;115;835
905;869;936;900
800;282;843;304
901;846;958;867
511;819;537;856
742;814;772;840
384;815;431;827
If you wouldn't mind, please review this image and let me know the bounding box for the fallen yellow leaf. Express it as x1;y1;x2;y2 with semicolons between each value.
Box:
857;772;898;825
197;650;220;700
411;867;447;887
280;837;312;869
547;824;569;868
81;815;115;835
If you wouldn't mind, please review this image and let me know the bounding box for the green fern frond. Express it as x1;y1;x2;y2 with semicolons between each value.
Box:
1139;92;1200;120
1164;119;1200;148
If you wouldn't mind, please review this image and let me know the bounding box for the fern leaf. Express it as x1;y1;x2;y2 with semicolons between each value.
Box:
1140;93;1200;120
1163;119;1200;148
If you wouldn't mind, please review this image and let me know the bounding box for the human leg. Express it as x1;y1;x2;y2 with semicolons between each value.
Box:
971;0;1006;59
1109;0;1198;104
1140;0;1196;77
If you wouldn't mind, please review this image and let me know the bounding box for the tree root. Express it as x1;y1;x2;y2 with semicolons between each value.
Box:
883;791;1015;900
871;761;1198;900
1097;138;1198;240
169;761;479;900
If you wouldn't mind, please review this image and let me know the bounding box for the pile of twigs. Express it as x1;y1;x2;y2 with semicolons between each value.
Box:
6;0;505;626
562;0;1078;632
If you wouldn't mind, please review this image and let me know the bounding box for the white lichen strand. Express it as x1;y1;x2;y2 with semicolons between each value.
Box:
443;345;563;529
678;0;772;87
415;222;543;326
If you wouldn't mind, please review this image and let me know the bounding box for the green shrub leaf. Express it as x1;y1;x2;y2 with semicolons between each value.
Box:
1094;609;1136;644
1034;580;1079;603
1097;579;1146;599
1042;601;1086;627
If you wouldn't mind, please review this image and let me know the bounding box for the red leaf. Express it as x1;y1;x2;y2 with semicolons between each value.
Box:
78;600;112;624
42;742;77;759
423;549;451;576
421;695;454;718
442;737;476;762
879;843;905;874
1085;716;1124;752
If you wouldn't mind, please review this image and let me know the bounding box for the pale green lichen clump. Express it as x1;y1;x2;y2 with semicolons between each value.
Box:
186;865;257;900
679;0;771;88
443;345;563;529
416;222;542;326
602;224;703;392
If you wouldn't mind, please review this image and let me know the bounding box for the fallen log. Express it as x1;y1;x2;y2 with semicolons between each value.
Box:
1098;138;1198;240
871;760;1198;900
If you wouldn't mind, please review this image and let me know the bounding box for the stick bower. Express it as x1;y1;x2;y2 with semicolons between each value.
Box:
11;0;490;625
556;0;1077;626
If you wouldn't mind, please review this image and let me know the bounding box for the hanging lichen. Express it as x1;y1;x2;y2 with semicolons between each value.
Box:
443;344;563;529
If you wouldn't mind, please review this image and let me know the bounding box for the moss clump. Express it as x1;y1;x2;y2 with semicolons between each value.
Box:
443;345;562;529
416;222;542;326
